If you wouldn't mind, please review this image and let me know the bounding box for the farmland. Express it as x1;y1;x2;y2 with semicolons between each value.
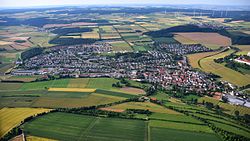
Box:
0;5;250;141
150;127;221;141
0;78;142;108
187;48;250;86
108;102;181;114
198;96;250;116
23;112;146;141
175;32;231;47
0;108;50;138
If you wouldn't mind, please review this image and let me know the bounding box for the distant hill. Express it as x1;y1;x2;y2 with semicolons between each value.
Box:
144;24;250;45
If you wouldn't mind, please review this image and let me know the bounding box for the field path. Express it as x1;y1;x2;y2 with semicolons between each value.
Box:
78;117;100;140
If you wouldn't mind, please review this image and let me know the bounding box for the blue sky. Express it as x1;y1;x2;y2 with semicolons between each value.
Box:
1;0;250;8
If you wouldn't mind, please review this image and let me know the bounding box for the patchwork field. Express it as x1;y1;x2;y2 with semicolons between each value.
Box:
0;78;142;108
0;108;50;138
23;112;146;141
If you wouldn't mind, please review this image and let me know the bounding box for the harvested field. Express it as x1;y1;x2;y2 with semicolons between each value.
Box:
26;135;56;141
48;88;96;93
120;87;146;94
234;45;250;55
0;41;12;45
0;108;50;138
109;102;181;114
99;107;125;113
174;34;197;44
175;32;231;46
9;134;24;141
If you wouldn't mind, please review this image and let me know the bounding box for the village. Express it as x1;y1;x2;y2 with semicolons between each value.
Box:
10;42;250;108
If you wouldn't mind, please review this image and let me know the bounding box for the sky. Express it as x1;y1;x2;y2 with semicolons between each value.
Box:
1;0;250;8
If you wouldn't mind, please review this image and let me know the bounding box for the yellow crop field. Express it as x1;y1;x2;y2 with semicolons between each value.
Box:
199;49;250;86
48;88;96;93
187;51;220;69
0;108;50;138
187;48;250;86
109;102;181;114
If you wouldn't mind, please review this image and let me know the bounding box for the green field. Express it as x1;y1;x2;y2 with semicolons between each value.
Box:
149;120;213;133
19;79;70;90
0;78;145;108
150;127;221;141
23;112;146;141
149;113;203;124
110;41;133;52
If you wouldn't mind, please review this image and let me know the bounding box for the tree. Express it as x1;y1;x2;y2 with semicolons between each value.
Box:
234;110;240;118
205;102;214;110
222;96;228;103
